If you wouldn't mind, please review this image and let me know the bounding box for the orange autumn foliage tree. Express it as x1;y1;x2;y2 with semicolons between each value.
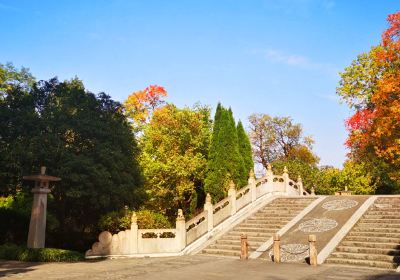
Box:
344;12;400;183
124;85;167;132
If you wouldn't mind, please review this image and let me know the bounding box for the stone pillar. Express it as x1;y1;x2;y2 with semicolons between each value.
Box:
130;212;138;254
176;209;186;251
204;193;214;232
228;180;237;216
248;169;256;202
283;166;289;194
273;233;281;263
310;186;316;196
27;187;50;248
266;163;274;192
297;175;304;196
309;234;317;266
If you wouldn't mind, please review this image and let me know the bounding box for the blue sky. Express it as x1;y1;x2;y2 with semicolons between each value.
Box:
1;0;398;168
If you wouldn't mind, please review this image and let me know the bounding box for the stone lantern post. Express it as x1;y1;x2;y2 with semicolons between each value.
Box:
23;166;61;248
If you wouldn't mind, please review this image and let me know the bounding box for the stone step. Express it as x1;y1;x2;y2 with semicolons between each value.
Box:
241;221;290;226
363;214;400;219
356;222;400;228
351;227;400;234
336;246;400;256
244;216;292;221
348;231;400;239
215;239;264;247
207;244;258;251
201;248;241;257
325;257;398;269
360;218;400;224
341;241;400;250
330;251;400;263
344;236;400;243
233;227;280;232
366;211;400;215
223;233;273;240
251;212;296;216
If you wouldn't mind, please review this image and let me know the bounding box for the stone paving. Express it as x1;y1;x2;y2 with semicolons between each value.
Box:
0;255;399;280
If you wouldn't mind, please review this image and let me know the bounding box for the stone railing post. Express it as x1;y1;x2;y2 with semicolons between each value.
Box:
248;169;256;202
283;166;289;194
130;212;138;254
310;186;316;196
309;234;317;266
266;163;274;192
228;180;237;216
273;233;281;263
297;175;304;196
204;193;214;232
176;209;186;251
240;234;249;260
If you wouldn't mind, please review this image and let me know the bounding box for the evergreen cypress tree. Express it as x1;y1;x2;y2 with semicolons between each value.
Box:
205;104;247;202
237;120;254;177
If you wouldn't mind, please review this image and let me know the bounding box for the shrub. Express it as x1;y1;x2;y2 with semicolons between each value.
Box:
0;244;84;262
99;209;171;234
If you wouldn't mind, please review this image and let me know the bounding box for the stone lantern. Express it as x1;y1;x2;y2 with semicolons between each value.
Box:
23;166;61;248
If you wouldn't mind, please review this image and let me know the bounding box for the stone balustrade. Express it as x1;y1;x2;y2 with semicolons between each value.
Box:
86;166;310;258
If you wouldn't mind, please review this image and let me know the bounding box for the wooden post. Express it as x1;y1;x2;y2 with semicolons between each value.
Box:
309;234;317;266
240;234;248;260
273;233;281;263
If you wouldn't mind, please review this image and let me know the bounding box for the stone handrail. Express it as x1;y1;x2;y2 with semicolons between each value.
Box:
86;165;310;258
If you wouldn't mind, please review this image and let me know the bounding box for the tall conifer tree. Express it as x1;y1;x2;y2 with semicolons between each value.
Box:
237;120;253;177
205;104;247;202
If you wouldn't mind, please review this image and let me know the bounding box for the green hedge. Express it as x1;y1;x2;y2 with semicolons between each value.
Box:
99;209;171;234
0;244;84;262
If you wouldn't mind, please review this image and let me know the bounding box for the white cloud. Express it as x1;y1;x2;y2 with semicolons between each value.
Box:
265;49;311;67
260;48;340;78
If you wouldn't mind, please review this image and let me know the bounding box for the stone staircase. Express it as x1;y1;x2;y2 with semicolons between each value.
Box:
200;197;316;258
326;197;400;269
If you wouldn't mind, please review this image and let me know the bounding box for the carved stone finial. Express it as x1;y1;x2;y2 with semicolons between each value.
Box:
283;166;288;174
311;186;316;195
229;180;235;190
40;166;46;175
297;175;302;183
249;169;255;179
206;193;212;204
131;212;137;224
267;163;272;171
177;209;184;219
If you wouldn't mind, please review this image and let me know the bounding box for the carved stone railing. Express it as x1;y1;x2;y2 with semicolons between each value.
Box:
86;165;310;258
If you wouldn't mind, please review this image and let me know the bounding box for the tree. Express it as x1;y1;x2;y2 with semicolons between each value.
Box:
248;114;319;169
123;85;167;133
0;62;35;98
314;161;377;195
140;104;211;219
237;120;254;175
205;104;247;202
337;12;400;192
336;46;384;110
1;76;144;250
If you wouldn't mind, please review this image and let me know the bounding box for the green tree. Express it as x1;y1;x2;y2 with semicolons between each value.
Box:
315;161;377;195
237;120;253;175
140;104;211;219
1;76;144;251
205;104;246;202
336;46;383;110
